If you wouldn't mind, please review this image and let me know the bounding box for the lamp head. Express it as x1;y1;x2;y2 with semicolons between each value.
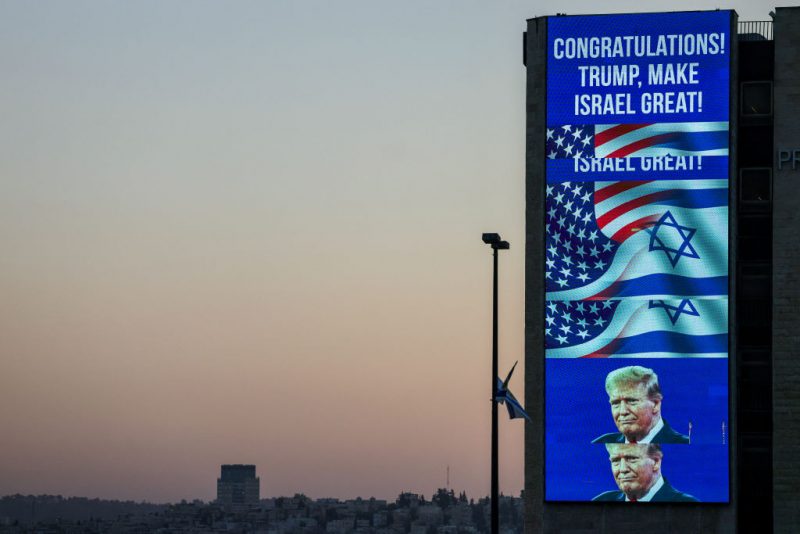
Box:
482;233;510;250
482;233;501;245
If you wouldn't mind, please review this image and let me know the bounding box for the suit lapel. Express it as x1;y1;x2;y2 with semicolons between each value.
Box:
651;480;676;502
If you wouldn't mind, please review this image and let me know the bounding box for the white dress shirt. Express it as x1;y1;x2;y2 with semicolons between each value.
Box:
626;475;664;502
625;417;664;444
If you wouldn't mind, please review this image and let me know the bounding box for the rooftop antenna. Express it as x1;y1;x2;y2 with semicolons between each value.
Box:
446;465;450;489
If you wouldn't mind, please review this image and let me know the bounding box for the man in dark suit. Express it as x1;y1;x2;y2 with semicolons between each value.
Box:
592;444;699;502
591;365;690;444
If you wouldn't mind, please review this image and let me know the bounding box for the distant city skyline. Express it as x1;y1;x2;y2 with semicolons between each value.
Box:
0;487;525;533
0;0;787;503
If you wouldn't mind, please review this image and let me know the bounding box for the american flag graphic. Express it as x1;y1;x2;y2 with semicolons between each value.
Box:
546;122;728;160
545;119;730;355
545;298;728;358
545;299;619;349
545;180;618;293
593;179;728;243
545;179;728;300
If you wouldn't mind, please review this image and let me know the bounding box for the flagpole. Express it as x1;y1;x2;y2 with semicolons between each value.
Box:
482;233;509;534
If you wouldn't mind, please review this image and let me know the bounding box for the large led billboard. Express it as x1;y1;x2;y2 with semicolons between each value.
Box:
544;11;731;503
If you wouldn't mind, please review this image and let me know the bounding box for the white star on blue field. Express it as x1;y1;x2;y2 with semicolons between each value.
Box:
545;181;618;293
545;299;619;349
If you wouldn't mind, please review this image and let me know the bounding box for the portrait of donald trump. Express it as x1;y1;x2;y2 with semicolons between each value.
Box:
592;365;690;444
592;444;699;502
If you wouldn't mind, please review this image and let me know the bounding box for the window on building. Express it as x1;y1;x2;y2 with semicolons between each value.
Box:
740;349;770;364
740;168;772;203
741;81;773;116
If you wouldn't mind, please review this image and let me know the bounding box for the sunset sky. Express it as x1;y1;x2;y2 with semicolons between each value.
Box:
0;0;783;503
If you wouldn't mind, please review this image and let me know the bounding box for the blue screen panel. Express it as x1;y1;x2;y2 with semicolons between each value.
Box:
544;10;731;503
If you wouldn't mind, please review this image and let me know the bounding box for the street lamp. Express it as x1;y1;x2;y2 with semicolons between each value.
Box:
482;232;509;534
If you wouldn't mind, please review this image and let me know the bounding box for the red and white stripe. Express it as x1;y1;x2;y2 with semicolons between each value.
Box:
595;122;729;158
594;179;727;242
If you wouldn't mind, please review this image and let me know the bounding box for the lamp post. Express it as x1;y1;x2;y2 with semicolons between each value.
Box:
482;232;509;534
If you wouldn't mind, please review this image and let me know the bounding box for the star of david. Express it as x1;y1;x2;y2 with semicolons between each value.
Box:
644;211;700;267
648;299;700;325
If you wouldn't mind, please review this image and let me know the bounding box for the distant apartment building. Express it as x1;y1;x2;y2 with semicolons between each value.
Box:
392;507;411;529
325;518;354;533
395;492;421;508
416;504;444;528
445;502;473;527
216;464;260;507
372;510;388;528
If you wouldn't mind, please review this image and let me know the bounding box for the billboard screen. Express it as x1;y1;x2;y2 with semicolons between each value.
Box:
544;11;731;503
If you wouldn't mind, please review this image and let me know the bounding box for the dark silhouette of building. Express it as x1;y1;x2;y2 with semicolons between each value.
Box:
216;464;260;507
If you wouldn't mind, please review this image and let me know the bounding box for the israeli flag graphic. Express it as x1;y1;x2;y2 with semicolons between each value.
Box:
545;179;728;301
545;299;728;358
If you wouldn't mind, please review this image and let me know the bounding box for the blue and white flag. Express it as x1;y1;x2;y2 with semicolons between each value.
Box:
546;122;730;181
496;378;531;421
545;179;728;300
545;298;728;358
496;362;531;421
546;122;729;160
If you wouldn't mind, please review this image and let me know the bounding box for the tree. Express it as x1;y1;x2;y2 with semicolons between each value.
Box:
431;489;456;509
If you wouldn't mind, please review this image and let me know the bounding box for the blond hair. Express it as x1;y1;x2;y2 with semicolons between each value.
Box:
605;443;663;460
605;365;662;401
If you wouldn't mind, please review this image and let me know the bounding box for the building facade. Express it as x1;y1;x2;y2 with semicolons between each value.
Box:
216;464;260;507
524;7;800;533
